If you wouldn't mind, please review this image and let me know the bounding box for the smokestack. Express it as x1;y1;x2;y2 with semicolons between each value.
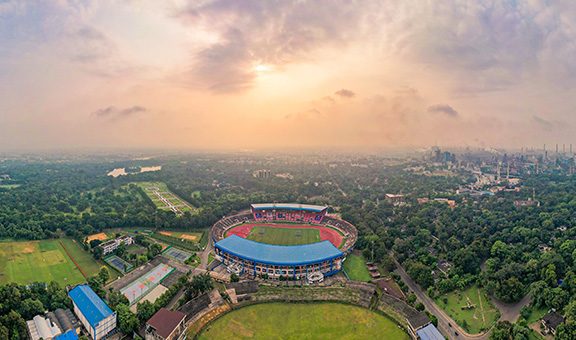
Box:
563;144;566;153
556;144;559;153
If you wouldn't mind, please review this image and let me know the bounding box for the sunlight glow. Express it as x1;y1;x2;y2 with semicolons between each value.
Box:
254;64;272;72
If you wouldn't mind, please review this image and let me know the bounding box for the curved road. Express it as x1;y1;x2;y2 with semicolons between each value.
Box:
393;258;490;340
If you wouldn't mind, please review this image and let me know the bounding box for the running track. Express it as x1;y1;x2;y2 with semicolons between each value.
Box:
226;223;344;248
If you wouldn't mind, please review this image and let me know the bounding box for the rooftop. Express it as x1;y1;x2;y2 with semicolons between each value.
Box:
147;308;186;339
68;285;114;328
251;203;327;212
543;311;564;329
215;235;343;266
416;324;444;340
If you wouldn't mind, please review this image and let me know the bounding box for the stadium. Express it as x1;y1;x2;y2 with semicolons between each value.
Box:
212;203;357;282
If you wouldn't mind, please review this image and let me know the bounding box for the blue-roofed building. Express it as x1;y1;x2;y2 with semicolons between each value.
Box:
416;324;444;340
68;285;116;340
55;329;78;340
215;235;344;280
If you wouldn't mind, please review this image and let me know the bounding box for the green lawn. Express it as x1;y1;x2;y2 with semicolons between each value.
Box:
525;306;548;324
435;285;499;334
197;303;409;339
134;182;197;214
0;239;87;285
60;239;121;281
343;254;372;282
246;226;320;246
208;253;215;265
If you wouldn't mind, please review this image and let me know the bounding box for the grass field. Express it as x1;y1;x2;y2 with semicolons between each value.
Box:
159;230;203;242
198;303;409;339
343;254;372;282
435;285;499;333
525;306;548;324
0;184;20;189
0;239;86;285
135;182;197;215
246;226;320;246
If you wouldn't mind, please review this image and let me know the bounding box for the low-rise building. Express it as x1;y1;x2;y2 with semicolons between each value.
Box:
416;323;444;340
541;311;564;336
145;308;186;340
99;235;134;255
27;315;62;340
68;284;116;340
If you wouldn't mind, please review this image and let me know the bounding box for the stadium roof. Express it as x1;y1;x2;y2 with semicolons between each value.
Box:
416;324;444;340
251;203;327;212
68;285;114;328
215;235;343;266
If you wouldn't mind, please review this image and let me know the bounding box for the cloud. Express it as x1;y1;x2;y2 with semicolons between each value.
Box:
69;26;117;64
427;104;459;118
178;0;375;92
334;89;355;98
92;106;147;119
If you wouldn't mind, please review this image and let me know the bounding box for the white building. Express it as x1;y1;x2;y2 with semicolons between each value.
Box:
99;235;134;255
27;315;62;340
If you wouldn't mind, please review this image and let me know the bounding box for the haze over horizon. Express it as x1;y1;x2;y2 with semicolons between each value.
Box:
2;0;576;151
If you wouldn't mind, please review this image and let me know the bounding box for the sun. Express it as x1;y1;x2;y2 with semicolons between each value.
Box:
254;64;272;72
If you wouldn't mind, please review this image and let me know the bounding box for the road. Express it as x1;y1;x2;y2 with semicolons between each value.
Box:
393;258;490;340
168;231;215;310
491;294;531;322
198;228;214;270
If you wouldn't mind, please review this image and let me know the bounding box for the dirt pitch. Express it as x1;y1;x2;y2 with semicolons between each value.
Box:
87;232;108;242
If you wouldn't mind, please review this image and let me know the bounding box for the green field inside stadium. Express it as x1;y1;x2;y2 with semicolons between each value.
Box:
343;254;372;282
198;302;409;339
0;239;104;285
247;226;321;246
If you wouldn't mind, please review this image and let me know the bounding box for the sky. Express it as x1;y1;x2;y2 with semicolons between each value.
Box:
1;0;576;151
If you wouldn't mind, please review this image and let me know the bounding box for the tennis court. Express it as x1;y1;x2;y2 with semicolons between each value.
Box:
163;246;192;262
120;263;174;305
104;255;133;273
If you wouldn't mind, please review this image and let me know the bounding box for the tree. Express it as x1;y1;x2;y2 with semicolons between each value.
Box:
93;246;103;260
20;298;44;319
107;290;129;309
116;304;139;334
185;274;213;300
136;301;155;323
98;267;110;284
89;239;102;248
148;243;162;257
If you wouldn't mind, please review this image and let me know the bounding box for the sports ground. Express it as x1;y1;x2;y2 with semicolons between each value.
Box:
135;182;197;215
0;239;103;285
198;302;409;339
120;263;174;305
226;223;344;248
435;285;499;333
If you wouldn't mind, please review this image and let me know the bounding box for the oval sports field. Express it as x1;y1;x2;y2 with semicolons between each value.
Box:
225;222;344;248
